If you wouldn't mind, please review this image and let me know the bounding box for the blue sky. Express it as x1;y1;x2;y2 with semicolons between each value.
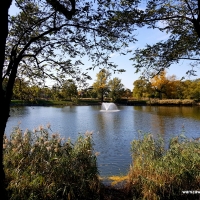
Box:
84;26;200;90
9;2;200;90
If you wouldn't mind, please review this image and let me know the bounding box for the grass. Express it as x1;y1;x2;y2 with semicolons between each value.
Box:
126;133;200;199
3;125;100;200
10;98;102;106
147;99;196;105
11;99;75;106
3;127;200;199
11;98;200;107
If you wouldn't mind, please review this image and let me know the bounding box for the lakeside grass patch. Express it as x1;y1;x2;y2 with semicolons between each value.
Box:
3;126;100;200
3;126;200;199
10;99;102;106
127;133;200;199
147;99;196;105
11;99;74;106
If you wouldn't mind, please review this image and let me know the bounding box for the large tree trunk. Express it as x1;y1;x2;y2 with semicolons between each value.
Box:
0;1;76;199
0;1;12;199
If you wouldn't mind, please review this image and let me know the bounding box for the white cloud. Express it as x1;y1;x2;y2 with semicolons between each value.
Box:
110;53;119;58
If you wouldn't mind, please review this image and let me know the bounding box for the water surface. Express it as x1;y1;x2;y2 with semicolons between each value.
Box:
6;105;200;178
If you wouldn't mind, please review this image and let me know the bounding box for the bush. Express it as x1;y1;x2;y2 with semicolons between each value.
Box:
127;133;200;199
3;125;100;200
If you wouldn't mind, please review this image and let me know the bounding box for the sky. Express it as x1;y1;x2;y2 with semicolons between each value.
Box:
81;27;200;90
9;2;200;91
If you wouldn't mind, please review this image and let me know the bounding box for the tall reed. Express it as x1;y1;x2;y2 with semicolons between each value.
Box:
3;125;100;200
127;133;200;199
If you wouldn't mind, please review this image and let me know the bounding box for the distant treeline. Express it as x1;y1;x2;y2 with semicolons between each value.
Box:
133;71;200;101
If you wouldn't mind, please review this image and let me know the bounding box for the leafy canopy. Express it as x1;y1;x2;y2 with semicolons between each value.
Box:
119;0;200;78
5;0;137;89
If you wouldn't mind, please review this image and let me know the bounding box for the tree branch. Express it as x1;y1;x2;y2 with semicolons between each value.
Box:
46;0;76;20
144;15;193;23
184;0;196;21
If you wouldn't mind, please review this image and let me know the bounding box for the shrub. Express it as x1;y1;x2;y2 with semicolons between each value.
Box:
3;125;100;200
127;133;200;199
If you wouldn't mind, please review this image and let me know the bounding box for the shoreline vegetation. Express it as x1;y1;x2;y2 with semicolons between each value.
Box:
3;126;200;200
11;98;200;107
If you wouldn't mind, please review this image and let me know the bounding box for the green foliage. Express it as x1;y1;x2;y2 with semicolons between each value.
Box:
127;133;200;199
129;0;200;78
3;126;100;200
93;69;111;102
108;77;124;102
122;88;132;99
61;79;78;101
6;0;135;89
133;79;152;99
133;76;200;101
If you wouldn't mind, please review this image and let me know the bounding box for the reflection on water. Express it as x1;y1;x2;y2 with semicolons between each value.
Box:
135;106;200;119
6;105;200;177
134;106;200;139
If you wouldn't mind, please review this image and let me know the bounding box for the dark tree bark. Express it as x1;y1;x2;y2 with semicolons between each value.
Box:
0;1;13;199
192;0;200;37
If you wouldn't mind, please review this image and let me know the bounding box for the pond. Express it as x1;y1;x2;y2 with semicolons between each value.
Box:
5;105;200;179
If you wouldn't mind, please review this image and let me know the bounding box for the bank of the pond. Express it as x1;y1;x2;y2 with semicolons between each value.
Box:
11;98;200;106
10;99;101;106
146;99;200;106
121;99;200;106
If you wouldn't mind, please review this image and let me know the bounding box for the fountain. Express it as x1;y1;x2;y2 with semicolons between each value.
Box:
100;102;120;112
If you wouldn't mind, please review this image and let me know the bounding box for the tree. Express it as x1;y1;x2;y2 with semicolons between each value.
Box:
163;75;180;99
128;0;200;78
1;1;13;198
61;79;78;100
151;71;169;99
12;78;30;100
123;88;132;99
174;80;186;99
188;79;200;100
108;77;124;102
51;84;62;101
133;79;151;99
84;87;98;99
40;86;52;100
1;0;137;198
150;71;183;99
93;69;111;102
1;0;76;197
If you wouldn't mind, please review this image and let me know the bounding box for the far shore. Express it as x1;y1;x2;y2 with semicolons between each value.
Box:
10;98;200;107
